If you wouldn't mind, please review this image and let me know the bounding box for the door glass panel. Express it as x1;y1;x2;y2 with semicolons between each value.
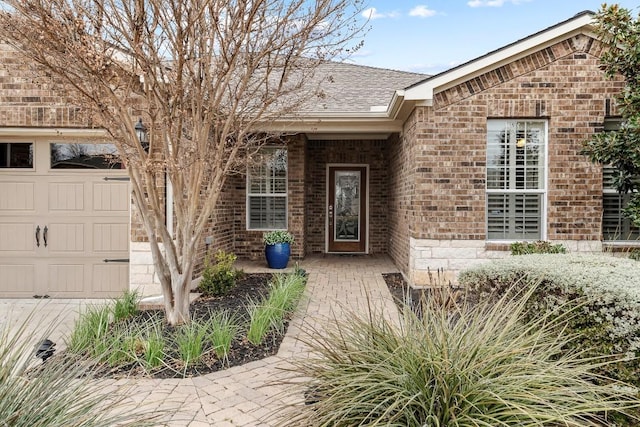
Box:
334;171;360;241
0;143;33;168
50;143;122;169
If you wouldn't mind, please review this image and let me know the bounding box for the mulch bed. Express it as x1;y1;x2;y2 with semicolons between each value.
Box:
44;273;292;379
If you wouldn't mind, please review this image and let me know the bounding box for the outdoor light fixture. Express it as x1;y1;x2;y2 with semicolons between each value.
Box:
516;138;526;148
35;338;56;362
135;117;149;152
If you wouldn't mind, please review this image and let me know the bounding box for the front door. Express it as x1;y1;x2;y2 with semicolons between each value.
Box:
327;166;367;253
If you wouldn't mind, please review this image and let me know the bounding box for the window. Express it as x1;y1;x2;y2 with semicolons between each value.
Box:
601;119;640;241
486;120;547;240
50;143;122;169
0;143;33;168
247;147;287;230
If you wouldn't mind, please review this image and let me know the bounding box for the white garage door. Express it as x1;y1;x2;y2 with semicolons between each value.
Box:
0;137;130;298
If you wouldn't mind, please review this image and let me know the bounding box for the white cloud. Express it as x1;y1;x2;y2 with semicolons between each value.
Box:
361;7;400;20
467;0;529;7
409;5;437;18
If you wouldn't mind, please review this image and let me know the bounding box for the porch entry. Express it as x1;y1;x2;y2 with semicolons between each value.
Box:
327;165;367;253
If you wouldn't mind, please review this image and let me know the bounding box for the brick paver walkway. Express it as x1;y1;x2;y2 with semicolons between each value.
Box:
0;254;400;426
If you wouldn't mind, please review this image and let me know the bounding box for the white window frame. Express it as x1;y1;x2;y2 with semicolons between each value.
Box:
485;119;548;241
246;147;288;231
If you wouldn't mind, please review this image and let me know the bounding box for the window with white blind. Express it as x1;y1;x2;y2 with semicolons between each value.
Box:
247;147;287;230
486;120;547;240
601;119;640;241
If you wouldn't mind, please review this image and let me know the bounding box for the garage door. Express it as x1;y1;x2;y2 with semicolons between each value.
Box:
0;138;130;298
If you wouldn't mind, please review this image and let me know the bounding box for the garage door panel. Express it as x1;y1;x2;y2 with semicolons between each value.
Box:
47;264;85;294
0;223;36;252
0;139;130;298
48;182;84;211
47;223;84;252
93;223;128;252
93;263;128;294
94;182;129;212
0;264;36;294
0;182;35;211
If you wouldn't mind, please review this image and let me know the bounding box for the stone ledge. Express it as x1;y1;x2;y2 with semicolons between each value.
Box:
138;292;201;311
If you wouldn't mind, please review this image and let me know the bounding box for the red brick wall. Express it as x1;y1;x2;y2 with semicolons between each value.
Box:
407;34;623;242
0;43;87;127
305;139;389;254
230;136;306;261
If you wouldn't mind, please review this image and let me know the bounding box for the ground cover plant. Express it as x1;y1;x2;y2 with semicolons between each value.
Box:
0;312;164;426
459;254;640;387
283;283;640;426
63;269;307;378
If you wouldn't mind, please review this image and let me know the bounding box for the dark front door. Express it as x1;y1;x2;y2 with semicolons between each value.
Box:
328;166;367;253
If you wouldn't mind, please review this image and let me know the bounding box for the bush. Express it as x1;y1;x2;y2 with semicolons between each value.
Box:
510;240;567;255
198;250;241;296
459;254;640;386
282;286;640;426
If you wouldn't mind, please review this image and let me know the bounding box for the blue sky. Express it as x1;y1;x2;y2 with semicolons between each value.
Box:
349;1;640;74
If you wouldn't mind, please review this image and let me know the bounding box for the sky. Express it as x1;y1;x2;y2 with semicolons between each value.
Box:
349;0;640;75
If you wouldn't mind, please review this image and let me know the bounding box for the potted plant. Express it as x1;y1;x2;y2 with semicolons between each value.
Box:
263;230;294;269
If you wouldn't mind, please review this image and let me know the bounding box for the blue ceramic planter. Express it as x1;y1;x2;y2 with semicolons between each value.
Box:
265;243;291;269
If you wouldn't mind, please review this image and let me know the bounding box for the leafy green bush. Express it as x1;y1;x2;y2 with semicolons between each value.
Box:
67;304;111;355
510;240;567;255
175;320;207;368
629;248;640;261
459;254;640;386
263;230;294;245
283;286;640;426
198;250;241;296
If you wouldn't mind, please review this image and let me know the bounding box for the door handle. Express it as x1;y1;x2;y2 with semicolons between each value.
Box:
43;226;48;248
328;205;333;219
35;225;41;247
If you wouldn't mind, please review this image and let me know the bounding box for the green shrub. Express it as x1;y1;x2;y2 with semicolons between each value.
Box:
142;321;165;370
510;240;567;255
283;286;640;426
263;230;294;245
198;250;241;296
629;248;640;261
459;254;640;386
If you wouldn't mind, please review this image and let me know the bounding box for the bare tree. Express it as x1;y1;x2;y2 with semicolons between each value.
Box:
0;0;365;325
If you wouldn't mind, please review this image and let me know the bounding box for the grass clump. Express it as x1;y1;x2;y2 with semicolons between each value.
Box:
283;286;640;426
0;312;162;426
206;309;240;362
175;321;207;368
198;250;242;297
247;271;306;345
112;290;140;322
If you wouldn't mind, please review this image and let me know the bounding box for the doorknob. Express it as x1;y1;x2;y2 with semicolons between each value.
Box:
328;205;333;219
35;225;41;247
43;226;48;248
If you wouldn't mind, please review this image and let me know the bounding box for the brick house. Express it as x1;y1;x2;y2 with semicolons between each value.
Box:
0;10;630;297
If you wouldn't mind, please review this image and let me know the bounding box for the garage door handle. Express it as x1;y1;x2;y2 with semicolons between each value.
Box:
43;226;48;248
103;258;130;263
35;226;41;247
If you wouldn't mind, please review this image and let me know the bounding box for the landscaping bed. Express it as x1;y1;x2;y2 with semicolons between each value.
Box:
47;271;306;379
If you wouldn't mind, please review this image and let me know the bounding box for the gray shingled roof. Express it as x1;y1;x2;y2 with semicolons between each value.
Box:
301;61;427;114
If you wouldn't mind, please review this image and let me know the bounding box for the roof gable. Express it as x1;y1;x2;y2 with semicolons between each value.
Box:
401;10;597;106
